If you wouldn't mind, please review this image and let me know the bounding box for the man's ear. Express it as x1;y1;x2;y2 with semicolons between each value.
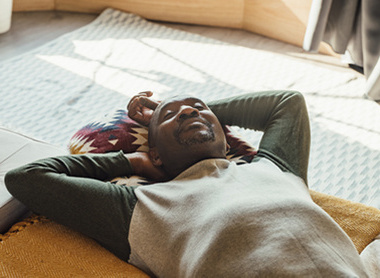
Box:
149;147;163;166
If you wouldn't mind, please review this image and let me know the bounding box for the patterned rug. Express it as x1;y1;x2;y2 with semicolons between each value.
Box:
1;8;379;207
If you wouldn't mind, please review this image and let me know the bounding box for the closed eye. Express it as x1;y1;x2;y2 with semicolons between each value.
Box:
163;110;175;120
194;103;205;111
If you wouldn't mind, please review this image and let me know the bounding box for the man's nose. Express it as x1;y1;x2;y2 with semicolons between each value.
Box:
177;106;199;121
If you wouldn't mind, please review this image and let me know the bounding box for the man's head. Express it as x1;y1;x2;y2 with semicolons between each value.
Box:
148;95;227;178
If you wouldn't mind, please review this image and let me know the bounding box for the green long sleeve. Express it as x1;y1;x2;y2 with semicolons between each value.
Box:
207;90;310;184
5;151;137;260
15;151;135;180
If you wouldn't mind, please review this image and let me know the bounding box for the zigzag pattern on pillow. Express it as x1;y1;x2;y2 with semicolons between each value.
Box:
69;110;149;154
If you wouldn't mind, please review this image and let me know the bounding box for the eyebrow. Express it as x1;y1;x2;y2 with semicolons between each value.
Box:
159;97;205;113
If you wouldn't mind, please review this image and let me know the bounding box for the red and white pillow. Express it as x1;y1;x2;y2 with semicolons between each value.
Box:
69;110;149;155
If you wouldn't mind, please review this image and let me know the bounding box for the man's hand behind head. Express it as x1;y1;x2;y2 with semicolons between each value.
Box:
125;152;169;182
127;91;159;126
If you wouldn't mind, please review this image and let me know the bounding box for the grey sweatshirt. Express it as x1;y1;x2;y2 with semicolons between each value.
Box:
129;158;368;277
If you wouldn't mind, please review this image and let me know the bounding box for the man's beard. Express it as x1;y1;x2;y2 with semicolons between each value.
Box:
174;121;215;146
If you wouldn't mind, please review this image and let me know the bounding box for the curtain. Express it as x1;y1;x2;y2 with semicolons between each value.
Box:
303;0;380;101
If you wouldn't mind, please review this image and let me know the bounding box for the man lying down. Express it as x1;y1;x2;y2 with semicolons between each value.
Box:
5;90;369;277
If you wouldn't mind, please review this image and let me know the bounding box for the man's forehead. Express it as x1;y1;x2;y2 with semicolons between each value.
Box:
157;95;205;112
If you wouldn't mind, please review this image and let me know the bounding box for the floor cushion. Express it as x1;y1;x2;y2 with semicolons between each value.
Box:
0;215;148;277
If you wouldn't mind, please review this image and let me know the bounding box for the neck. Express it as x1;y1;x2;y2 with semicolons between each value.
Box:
165;153;226;179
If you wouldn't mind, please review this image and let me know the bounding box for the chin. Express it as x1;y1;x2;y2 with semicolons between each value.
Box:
177;130;215;146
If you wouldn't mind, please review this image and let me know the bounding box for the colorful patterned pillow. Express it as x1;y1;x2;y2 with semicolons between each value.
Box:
223;125;257;165
69;109;257;165
69;110;149;155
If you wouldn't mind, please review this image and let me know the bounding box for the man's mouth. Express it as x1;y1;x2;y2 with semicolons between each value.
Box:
178;118;208;133
174;117;216;146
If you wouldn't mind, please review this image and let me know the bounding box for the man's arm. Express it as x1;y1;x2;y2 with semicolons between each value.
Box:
207;90;310;184
5;151;136;216
4;151;138;260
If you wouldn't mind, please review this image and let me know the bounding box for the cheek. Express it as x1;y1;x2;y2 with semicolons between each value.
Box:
208;118;226;144
158;121;176;138
156;122;179;149
203;113;223;133
155;131;182;165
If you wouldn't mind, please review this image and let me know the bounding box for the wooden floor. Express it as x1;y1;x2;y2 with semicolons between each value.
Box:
0;11;348;72
0;11;97;61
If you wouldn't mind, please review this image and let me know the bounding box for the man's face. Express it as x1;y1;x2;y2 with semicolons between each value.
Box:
149;96;227;174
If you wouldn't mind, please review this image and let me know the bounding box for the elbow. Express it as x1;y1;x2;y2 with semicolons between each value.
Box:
285;91;306;105
283;91;309;116
4;165;36;200
5;168;25;198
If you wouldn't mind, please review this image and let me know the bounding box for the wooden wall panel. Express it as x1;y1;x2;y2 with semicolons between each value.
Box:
243;0;312;47
243;0;336;55
55;0;245;29
13;0;55;11
12;0;334;54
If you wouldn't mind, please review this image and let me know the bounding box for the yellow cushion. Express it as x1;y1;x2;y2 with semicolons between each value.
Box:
310;190;380;253
0;215;148;277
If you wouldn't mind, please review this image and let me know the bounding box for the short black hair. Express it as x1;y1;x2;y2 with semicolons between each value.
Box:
148;97;172;148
